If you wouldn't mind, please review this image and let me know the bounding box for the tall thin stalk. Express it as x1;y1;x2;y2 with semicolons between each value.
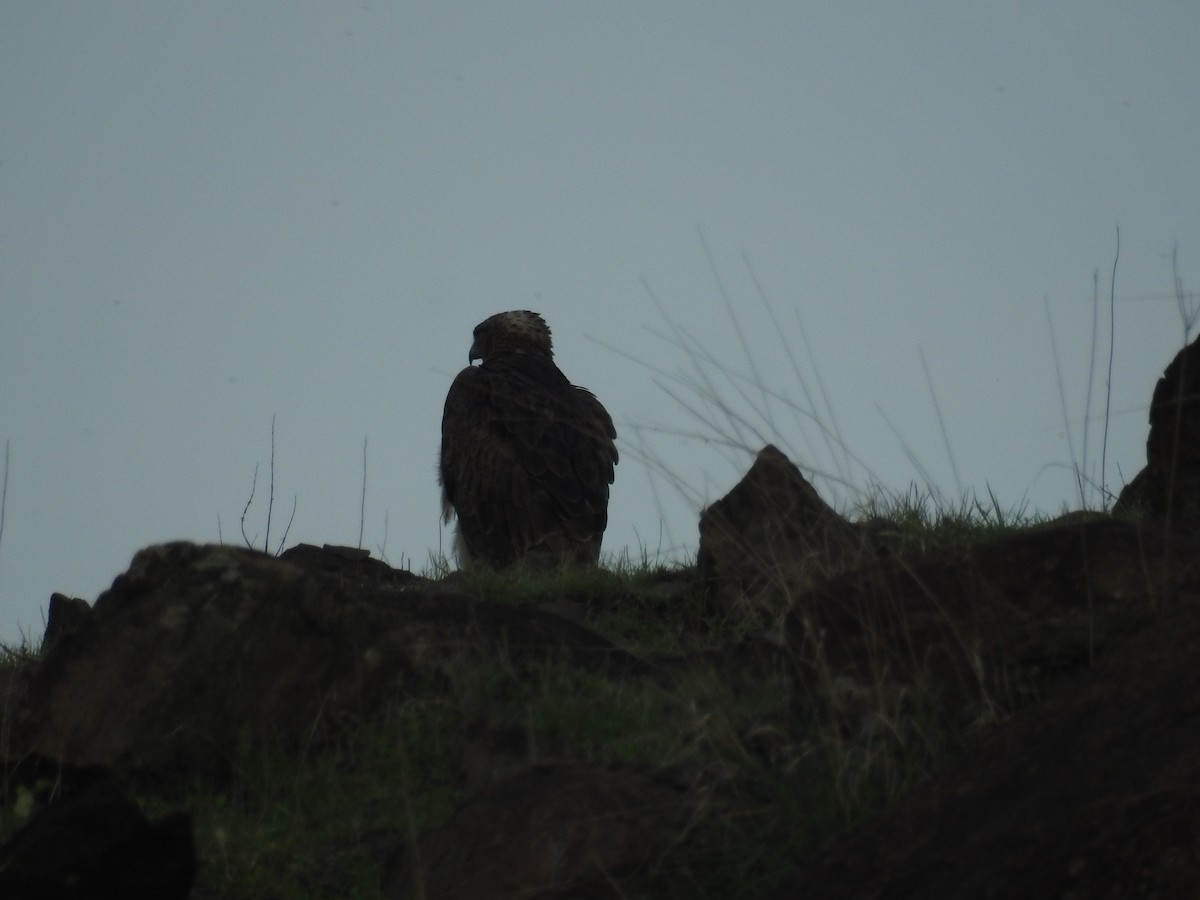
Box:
1101;226;1119;508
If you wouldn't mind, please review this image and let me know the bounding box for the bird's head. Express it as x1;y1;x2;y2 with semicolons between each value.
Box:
469;310;554;363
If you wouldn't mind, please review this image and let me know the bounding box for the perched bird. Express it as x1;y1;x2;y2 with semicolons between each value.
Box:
439;311;618;569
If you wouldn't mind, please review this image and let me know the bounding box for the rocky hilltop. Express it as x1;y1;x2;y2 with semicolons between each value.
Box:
2;337;1199;899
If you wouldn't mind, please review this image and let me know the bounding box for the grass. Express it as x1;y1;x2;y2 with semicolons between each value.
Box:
165;630;925;896
174;697;460;898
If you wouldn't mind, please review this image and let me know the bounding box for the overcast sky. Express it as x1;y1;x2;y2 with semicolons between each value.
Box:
2;3;1197;642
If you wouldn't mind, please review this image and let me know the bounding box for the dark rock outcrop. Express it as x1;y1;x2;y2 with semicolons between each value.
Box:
42;593;91;653
1115;334;1200;526
383;764;696;900
0;777;195;900
7;542;649;782
773;593;1200;900
786;518;1190;728
698;445;873;614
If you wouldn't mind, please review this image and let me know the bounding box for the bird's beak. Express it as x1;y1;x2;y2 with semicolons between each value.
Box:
469;340;481;364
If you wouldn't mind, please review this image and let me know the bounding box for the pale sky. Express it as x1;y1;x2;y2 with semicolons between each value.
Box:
2;2;1197;642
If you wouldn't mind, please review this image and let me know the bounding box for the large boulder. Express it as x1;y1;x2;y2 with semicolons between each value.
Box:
6;542;647;781
774;591;1200;899
785;518;1187;729
383;764;697;899
0;777;195;900
1115;334;1200;527
698;445;872;616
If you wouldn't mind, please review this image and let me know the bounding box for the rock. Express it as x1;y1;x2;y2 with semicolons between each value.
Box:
698;445;872;615
1115;334;1200;527
278;541;417;587
383;764;695;899
0;777;195;899
7;542;649;781
42;593;91;652
785;519;1189;729
772;593;1200;899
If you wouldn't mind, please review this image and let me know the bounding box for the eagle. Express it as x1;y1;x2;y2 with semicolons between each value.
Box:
439;311;618;569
